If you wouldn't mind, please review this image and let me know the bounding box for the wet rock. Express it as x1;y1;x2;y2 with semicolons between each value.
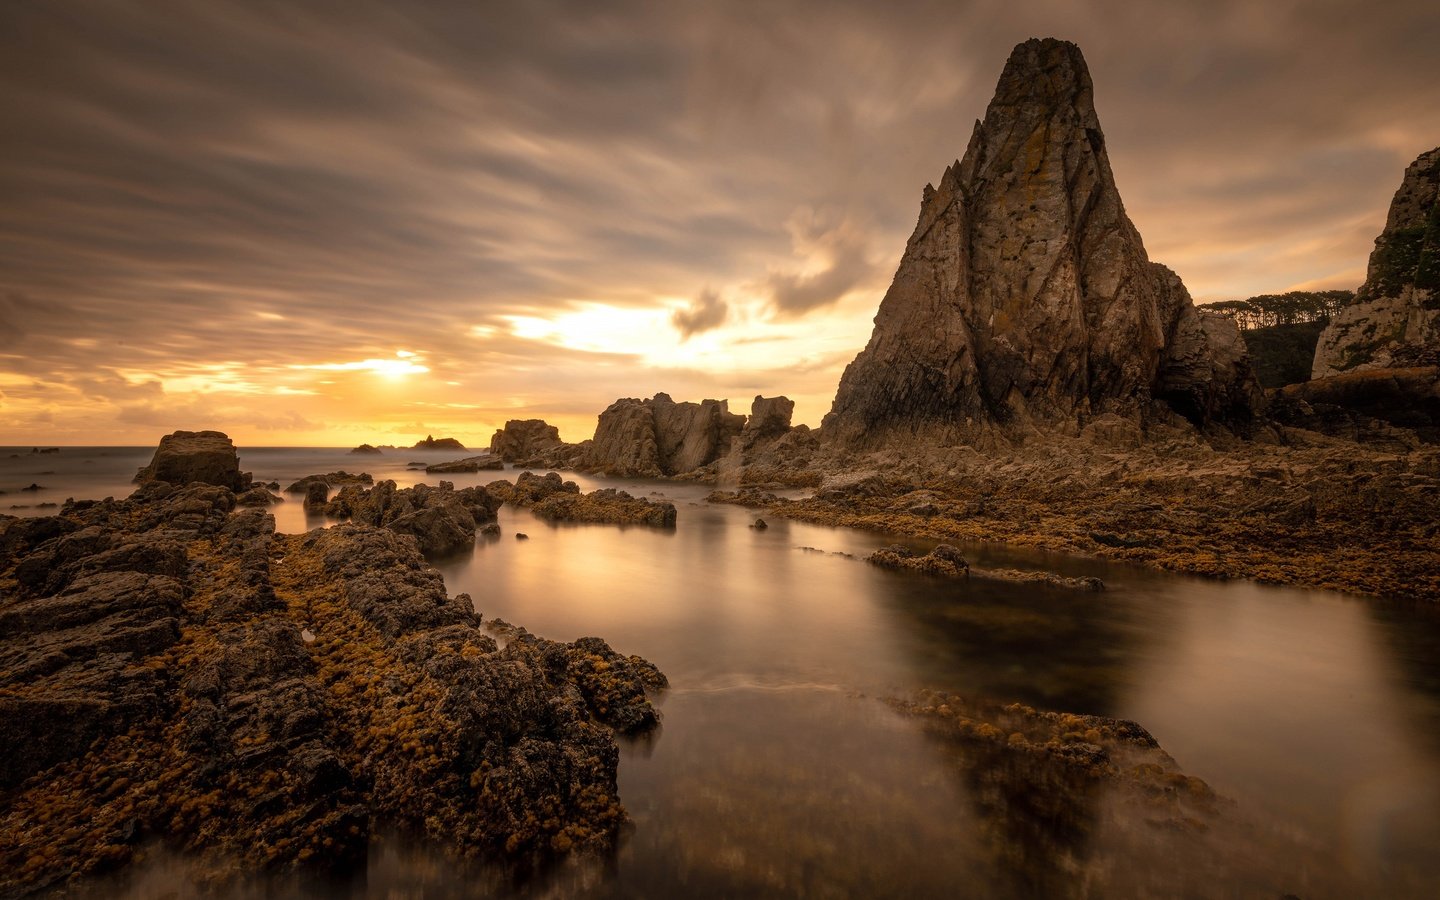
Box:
303;480;329;508
322;480;499;559
493;472;676;527
752;518;768;530
425;454;505;474
284;471;373;494
134;430;249;491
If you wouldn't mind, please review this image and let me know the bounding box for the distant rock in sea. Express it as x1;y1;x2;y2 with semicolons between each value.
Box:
424;454;505;474
1313;147;1440;377
133;429;249;491
411;434;465;451
822;38;1263;448
349;443;383;455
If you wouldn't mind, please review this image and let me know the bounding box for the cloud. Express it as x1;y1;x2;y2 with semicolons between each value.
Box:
766;210;878;316
0;0;1438;442
671;287;729;337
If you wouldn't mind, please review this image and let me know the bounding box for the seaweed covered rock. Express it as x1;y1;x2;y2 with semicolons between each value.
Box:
134;430;248;491
0;482;665;896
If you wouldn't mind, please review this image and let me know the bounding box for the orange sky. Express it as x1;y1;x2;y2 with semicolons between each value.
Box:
2;1;1438;447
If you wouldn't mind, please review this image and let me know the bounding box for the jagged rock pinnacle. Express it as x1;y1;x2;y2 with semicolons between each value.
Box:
823;38;1262;447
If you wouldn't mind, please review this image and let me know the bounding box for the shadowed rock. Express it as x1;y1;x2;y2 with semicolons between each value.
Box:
1314;147;1440;377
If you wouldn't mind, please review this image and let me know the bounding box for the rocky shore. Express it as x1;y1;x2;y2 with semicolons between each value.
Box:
0;445;666;896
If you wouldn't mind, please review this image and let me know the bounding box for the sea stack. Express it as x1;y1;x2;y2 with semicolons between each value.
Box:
823;38;1262;448
1312;147;1440;377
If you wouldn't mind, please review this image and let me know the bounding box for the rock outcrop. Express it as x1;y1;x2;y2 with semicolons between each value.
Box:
323;480;501;558
486;471;678;527
1313;147;1440;377
1269;366;1440;446
284;471;373;494
0;485;664;895
134;430;249;491
489;419;577;467
349;443;383;455
584;393;745;477
425;454;505;474
412;435;466;451
822;39;1262;448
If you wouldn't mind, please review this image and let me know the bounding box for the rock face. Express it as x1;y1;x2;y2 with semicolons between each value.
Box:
1313;147;1440;377
1269;366;1440;446
585;393;745;477
134;430;248;491
822;39;1262;448
0;485;664;895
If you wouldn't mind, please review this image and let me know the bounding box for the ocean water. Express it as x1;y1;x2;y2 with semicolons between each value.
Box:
6;446;1440;897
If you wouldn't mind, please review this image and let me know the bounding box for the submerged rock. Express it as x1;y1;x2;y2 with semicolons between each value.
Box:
822;39;1262;448
284;471;373;494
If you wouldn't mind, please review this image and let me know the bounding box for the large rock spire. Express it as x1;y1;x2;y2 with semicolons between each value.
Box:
823;38;1261;447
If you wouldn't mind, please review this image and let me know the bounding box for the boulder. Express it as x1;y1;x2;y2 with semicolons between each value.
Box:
822;39;1262;448
134;430;248;490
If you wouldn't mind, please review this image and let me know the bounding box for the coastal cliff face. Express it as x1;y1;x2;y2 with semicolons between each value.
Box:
1313;147;1440;377
823;39;1262;448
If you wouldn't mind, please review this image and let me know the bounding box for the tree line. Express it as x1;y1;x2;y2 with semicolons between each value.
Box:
1205;290;1354;331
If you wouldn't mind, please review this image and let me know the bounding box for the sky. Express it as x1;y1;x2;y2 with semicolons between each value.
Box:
2;0;1438;447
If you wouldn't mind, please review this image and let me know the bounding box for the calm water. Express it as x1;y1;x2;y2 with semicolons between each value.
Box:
6;447;1440;897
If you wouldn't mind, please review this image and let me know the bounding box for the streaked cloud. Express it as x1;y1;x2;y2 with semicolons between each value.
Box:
1;0;1437;445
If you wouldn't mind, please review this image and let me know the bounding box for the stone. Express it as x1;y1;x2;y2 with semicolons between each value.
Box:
134;430;248;490
1313;147;1440;377
1269;366;1440;445
349;444;383;455
822;39;1262;448
322;480;500;559
303;480;329;508
743;395;794;443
